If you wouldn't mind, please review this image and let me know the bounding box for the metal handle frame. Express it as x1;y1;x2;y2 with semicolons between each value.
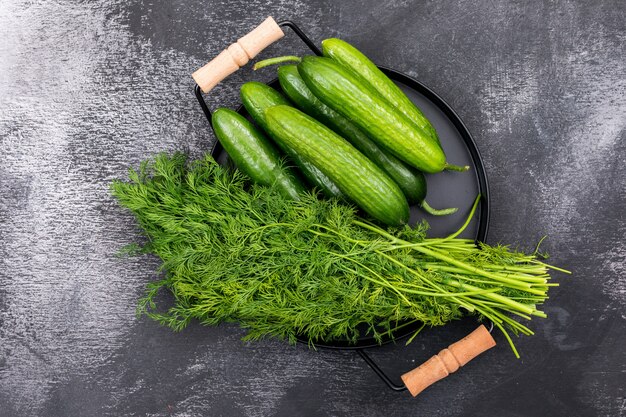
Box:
356;321;495;391
194;20;321;129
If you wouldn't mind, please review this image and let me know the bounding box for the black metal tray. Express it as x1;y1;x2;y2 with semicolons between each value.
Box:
193;20;490;391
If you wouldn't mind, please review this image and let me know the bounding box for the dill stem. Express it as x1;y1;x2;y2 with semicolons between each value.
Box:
471;263;549;276
353;220;402;242
454;296;522;357
395;281;502;297
413;246;548;292
348;219;549;314
420;239;477;249
469;298;535;337
446;273;512;287
494;321;520;358
423;263;548;287
531;260;572;274
476;300;533;320
383;318;421;336
444;279;539;316
443;194;482;240
312;224;516;307
428;245;475;252
404;322;428;345
369;249;476;312
352;218;547;292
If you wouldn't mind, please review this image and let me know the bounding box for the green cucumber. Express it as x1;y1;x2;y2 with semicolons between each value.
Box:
277;64;456;215
297;56;446;174
278;65;424;201
211;108;306;200
239;82;344;198
240;82;289;133
265;105;409;226
322;38;439;143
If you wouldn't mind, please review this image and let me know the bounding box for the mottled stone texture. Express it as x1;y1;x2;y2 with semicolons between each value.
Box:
0;0;624;416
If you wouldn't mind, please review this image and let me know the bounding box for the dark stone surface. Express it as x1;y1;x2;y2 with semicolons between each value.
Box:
0;0;624;415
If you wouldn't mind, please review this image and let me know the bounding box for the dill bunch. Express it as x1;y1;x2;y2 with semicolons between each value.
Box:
111;152;567;356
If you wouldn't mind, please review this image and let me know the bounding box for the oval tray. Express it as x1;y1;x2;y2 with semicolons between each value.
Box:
206;69;490;349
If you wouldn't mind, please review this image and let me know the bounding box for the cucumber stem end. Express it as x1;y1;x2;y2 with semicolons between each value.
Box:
421;200;459;216
444;163;470;172
253;56;302;71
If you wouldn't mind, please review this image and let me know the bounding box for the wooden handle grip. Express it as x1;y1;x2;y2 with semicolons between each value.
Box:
192;16;285;93
400;325;496;397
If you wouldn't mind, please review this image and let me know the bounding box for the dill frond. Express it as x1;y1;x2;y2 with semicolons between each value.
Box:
111;153;568;356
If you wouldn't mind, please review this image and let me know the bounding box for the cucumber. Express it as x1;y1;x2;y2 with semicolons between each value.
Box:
211;108;306;200
278;65;456;215
321;38;439;144
278;64;424;204
265;105;409;226
297;56;446;174
240;82;289;133
239;82;344;198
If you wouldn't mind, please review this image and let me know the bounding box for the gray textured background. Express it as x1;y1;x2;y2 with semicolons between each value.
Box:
1;0;625;416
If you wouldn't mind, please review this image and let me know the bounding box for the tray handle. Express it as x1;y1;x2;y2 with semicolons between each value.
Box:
192;16;285;93
400;324;496;397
